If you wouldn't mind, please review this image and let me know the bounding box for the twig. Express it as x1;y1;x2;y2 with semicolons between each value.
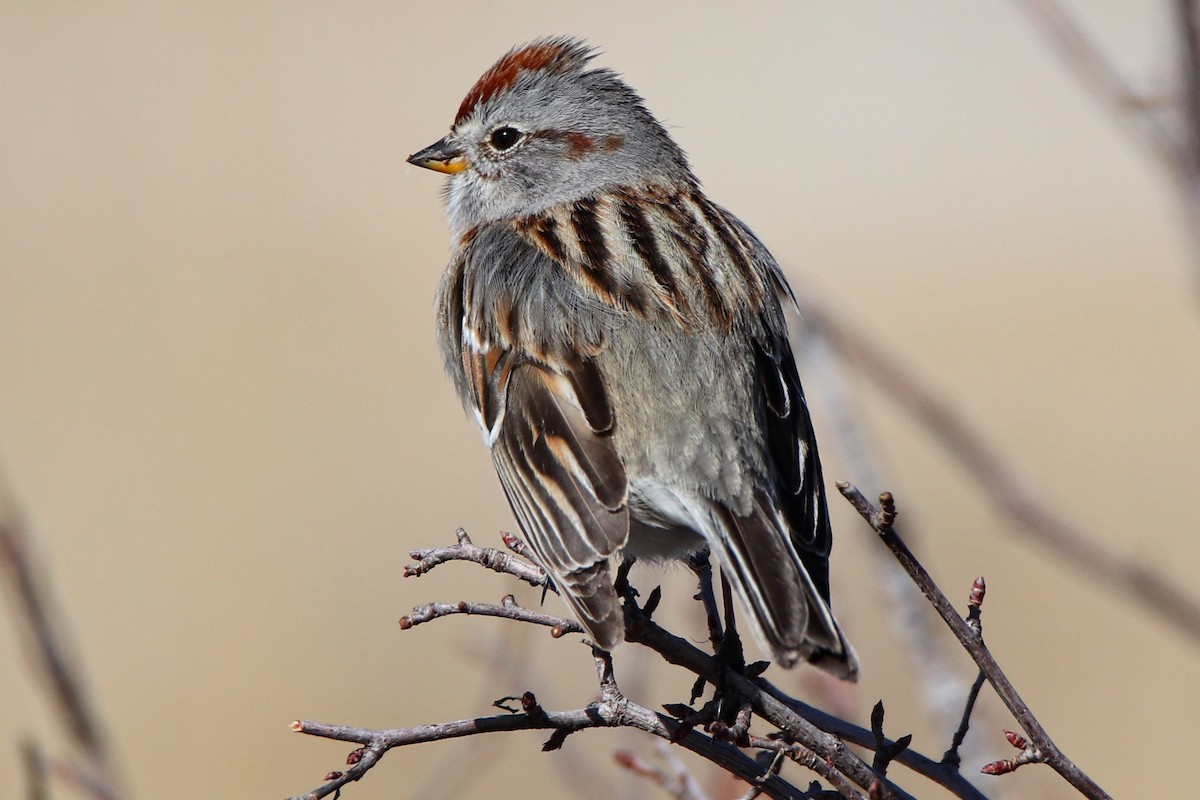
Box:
867;702;911;777
757;683;986;800
803;299;1200;646
836;484;1112;800
944;671;988;772
745;735;866;800
399;594;584;636
405;527;553;589
944;579;989;770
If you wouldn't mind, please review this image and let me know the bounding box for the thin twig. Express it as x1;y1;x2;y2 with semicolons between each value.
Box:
944;671;987;771
399;594;584;635
624;609;914;800
836;484;1112;800
758;683;986;800
746;735;866;800
944;578;989;770
405;527;553;589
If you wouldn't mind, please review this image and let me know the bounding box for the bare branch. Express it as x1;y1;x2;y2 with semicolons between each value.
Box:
392;531;990;800
623;606;915;800
405;527;553;589
837;484;1112;800
288;648;814;800
745;735;866;800
757;682;986;800
399;594;584;636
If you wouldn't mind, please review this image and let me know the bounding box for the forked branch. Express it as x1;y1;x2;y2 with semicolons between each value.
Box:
836;483;1112;800
288;497;1113;800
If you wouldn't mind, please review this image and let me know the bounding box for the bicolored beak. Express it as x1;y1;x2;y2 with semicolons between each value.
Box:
407;136;468;174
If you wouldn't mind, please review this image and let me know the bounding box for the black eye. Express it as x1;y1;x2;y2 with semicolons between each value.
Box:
489;126;522;151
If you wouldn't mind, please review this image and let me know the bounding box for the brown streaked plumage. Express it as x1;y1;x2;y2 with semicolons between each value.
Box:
410;37;859;679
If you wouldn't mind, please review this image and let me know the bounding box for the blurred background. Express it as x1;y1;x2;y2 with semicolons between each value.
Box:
2;2;1198;798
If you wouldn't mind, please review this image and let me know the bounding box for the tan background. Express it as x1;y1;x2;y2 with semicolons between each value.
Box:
2;2;1198;798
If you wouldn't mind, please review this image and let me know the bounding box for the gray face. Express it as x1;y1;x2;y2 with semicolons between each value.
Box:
442;66;693;237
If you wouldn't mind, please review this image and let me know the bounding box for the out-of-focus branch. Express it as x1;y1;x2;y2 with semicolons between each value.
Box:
21;740;47;800
1178;0;1200;178
1010;0;1180;163
837;485;1112;800
1011;0;1200;286
0;471;124;800
614;742;712;800
801;300;1200;646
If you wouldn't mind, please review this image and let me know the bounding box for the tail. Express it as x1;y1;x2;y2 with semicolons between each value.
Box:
708;491;859;680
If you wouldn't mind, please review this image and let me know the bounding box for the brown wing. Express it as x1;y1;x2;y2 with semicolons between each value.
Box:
440;223;631;648
486;358;629;647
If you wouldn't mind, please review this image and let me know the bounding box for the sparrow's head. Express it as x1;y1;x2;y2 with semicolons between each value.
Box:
408;37;693;237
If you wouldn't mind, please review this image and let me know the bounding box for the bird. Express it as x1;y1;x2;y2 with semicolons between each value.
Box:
408;36;858;679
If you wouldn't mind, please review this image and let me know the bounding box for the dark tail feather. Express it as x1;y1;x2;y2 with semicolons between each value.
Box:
711;496;859;680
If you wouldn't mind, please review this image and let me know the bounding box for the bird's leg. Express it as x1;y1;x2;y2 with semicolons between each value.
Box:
716;567;746;674
685;549;724;648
